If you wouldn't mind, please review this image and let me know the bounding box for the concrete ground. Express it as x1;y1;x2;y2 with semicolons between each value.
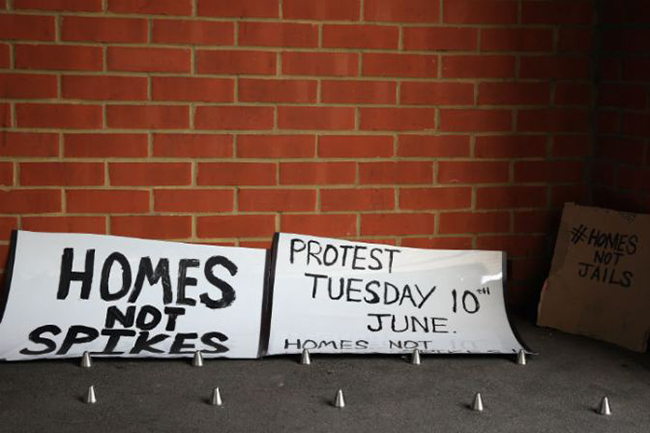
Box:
0;320;648;433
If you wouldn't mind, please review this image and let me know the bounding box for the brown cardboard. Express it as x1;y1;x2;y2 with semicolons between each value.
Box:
538;203;650;352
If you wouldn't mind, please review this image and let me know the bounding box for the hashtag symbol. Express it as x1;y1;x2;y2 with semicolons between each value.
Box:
570;224;588;244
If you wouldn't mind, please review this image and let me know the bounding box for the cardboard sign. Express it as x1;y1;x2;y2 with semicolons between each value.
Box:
265;233;528;355
0;231;267;360
538;203;650;352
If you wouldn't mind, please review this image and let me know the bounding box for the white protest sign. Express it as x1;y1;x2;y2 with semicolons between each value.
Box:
266;233;528;355
0;231;266;360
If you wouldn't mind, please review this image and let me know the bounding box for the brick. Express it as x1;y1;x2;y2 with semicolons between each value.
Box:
0;189;61;214
239;189;316;212
65;134;148;158
321;188;394;211
440;109;512;132
517;109;589;133
360;161;432;184
22;216;105;234
0;104;8;127
280;162;355;185
0;44;8;68
0;162;12;185
439;211;509;234
21;162;103;186
237;135;315;159
403;27;477;51
596;110;619;134
284;0;359;20
239;22;317;48
597;137;644;165
319;135;393;158
16;103;102;129
198;162;276;186
618;167;650;192
197;50;276;75
62;16;147;43
622;58;650;81
112;216;192;240
152;19;234;45
108;47;190;73
514;210;559;234
438;161;509;184
197;215;276;238
558;28;593;52
598;83;646;110
398;135;470;158
551;184;588;207
444;0;517;24
62;75;148;101
15;44;102;71
278;107;355;131
67;190;149;213
552;135;590;158
478;83;549;105
554;82;591;106
154;189;234;213
15;0;102;11
442;55;515;78
198;0;279;18
522;1;593;25
107;105;189;130
195;106;273;130
481;28;553;52
323;24;398;49
153;134;233;158
401;82;474;105
108;0;192;15
239;79;316;103
283;214;357;238
475;135;547;158
363;53;437;78
0;217;19;239
476;186;547;209
360;108;436;131
402;237;472;249
0;14;55;41
400;187;471;210
362;213;435;236
110;163;191;186
0;73;58;99
152;77;233;102
476;235;546;257
622;112;650;137
519;56;589;79
282;52;358;76
365;0;439;23
514;161;585;183
321;80;396;104
0;132;58;157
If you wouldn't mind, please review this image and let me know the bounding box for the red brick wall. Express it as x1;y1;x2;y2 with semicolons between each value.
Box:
0;0;597;313
593;1;650;213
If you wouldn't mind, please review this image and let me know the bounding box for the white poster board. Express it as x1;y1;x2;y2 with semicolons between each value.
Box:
0;231;267;360
266;233;527;355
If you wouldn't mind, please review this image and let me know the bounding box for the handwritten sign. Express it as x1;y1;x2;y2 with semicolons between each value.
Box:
538;203;650;352
0;231;267;360
266;233;528;355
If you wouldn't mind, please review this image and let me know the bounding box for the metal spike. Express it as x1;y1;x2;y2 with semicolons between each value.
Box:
411;349;421;365
211;387;223;407
334;389;345;409
85;385;97;404
598;396;611;416
516;350;527;366
80;351;92;368
300;349;311;365
471;392;484;412
192;351;204;367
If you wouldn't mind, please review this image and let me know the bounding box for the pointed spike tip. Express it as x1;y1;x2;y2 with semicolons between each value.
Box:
411;349;421;365
85;385;97;404
472;392;484;412
334;389;345;409
598;396;611;416
80;351;92;368
516;350;527;366
211;387;223;407
300;349;311;365
192;351;204;367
